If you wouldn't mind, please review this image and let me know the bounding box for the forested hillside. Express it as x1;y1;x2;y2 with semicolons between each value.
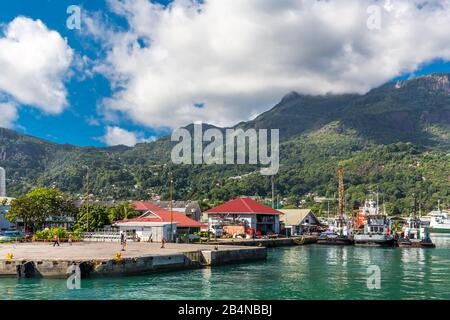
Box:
1;74;449;215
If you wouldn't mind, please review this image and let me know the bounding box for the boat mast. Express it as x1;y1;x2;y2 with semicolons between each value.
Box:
338;167;345;222
376;188;379;215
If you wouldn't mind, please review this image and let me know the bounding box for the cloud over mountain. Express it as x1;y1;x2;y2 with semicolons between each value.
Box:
0;17;73;127
89;0;450;129
101;126;153;146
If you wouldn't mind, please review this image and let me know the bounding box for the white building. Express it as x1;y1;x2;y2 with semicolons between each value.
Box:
206;197;282;234
279;209;321;236
0;167;6;197
114;202;204;242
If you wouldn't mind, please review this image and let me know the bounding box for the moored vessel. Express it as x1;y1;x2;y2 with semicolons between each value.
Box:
354;214;395;246
397;216;435;248
421;201;450;234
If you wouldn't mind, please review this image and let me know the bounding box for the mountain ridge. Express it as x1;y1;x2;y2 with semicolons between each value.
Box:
1;73;449;214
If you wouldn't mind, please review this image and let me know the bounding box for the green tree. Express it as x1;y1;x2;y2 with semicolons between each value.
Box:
75;204;111;232
6;188;75;231
108;202;136;222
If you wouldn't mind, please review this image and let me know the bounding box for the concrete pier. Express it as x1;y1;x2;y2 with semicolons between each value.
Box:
0;242;266;278
210;236;317;247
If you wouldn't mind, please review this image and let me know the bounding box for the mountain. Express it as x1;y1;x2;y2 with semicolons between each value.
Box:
1;73;449;215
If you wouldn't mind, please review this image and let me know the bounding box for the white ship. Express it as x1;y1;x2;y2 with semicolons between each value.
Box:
421;202;450;233
354;214;395;246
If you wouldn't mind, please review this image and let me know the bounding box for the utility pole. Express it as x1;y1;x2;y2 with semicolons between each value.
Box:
83;165;90;232
338;167;345;221
169;172;173;242
271;176;275;209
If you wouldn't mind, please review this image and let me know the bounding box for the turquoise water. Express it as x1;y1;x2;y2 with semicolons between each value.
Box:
2;235;450;300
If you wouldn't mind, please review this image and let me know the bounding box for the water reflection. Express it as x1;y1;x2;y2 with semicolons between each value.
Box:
2;237;450;300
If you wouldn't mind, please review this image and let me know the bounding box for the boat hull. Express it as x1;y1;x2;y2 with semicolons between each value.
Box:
316;236;354;245
426;227;450;234
397;239;435;248
354;235;395;247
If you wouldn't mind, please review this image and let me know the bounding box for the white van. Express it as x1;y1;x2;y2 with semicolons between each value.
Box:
209;225;224;237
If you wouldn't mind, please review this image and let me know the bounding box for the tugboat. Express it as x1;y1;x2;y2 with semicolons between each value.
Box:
354;214;395;246
397;195;435;248
354;197;380;229
397;217;435;248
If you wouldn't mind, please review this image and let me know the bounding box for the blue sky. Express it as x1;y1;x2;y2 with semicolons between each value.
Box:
1;0;450;147
0;0;171;146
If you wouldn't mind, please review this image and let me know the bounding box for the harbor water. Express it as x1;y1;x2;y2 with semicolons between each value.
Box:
1;235;450;300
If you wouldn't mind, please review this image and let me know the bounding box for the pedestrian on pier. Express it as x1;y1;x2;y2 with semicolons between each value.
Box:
53;234;60;247
120;231;127;251
68;234;73;246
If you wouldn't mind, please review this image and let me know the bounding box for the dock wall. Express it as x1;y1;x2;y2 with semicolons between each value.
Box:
212;236;317;247
0;247;266;279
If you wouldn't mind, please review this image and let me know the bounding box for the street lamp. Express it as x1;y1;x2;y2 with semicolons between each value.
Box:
82;165;90;232
169;172;174;242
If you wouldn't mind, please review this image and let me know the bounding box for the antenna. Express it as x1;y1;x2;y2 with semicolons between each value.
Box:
338;167;345;221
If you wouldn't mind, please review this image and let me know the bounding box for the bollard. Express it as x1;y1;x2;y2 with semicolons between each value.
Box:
115;252;122;261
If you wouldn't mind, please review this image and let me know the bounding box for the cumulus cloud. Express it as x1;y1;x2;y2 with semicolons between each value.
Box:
89;0;450;129
0;102;18;128
0;17;73;114
101;126;154;146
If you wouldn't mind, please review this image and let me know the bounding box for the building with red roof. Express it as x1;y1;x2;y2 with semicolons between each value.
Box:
206;197;281;234
114;202;204;242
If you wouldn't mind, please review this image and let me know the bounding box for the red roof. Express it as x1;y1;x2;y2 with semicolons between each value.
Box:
115;202;203;228
206;197;281;215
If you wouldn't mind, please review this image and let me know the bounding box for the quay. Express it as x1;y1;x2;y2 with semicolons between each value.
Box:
0;242;266;278
209;236;317;247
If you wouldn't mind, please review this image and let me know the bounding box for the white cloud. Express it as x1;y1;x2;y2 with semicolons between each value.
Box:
101;126;153;146
90;0;450;129
0;102;18;128
0;17;73;114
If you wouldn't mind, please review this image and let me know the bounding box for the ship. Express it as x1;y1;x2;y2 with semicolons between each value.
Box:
354;214;395;246
397;216;435;248
317;218;354;245
354;198;379;229
316;168;353;245
421;201;450;234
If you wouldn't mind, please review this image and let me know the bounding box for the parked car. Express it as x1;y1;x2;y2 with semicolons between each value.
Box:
209;224;224;237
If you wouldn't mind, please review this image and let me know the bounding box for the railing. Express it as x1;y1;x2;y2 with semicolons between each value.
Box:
81;230;135;242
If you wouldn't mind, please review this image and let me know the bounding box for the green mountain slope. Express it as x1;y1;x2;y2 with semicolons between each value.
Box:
1;73;449;214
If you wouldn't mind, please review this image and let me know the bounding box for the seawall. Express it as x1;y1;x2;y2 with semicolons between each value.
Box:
0;243;266;278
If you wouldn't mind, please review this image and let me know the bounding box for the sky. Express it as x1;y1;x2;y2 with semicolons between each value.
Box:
1;0;450;147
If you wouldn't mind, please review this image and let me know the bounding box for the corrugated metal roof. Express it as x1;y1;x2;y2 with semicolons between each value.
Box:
115;202;204;228
206;197;282;215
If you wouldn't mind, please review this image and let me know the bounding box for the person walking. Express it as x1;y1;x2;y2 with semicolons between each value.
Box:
68;234;73;246
120;231;127;251
53;234;60;247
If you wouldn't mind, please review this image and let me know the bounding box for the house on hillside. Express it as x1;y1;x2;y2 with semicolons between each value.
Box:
206;197;281;235
153;200;202;221
279;209;321;236
114;202;204;242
